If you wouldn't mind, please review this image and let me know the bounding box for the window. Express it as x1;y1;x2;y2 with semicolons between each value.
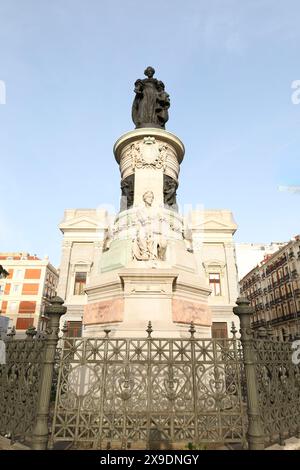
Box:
25;269;41;279
4;283;11;295
19;301;36;314
212;322;228;339
209;273;221;296
67;321;82;337
12;284;20;294
16;317;34;330
9;301;18;313
14;269;23;280
22;283;39;295
74;272;87;295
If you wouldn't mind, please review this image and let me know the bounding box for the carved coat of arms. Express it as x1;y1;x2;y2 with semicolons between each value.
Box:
129;137;167;170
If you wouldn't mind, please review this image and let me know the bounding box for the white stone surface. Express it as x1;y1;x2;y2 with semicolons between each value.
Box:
57;207;240;337
186;210;240;335
57;208;112;324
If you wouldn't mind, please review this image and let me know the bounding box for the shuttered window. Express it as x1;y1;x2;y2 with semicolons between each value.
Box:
16;318;34;330
19;301;36;314
25;269;41;279
22;283;39;295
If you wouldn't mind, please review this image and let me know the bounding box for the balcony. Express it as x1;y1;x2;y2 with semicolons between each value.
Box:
292;269;299;279
251;319;267;329
270;311;300;325
271;315;285;325
294;288;300;299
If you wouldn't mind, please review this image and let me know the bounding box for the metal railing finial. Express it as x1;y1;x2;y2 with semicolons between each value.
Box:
146;321;153;338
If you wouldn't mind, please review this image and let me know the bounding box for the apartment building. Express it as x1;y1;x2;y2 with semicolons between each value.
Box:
240;236;300;339
0;252;58;335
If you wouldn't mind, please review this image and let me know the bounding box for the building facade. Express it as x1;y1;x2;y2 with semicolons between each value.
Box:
57;208;239;338
240;236;300;339
0;253;58;335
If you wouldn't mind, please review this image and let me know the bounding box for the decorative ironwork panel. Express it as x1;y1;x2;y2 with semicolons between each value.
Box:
254;337;300;446
0;338;46;443
51;336;247;449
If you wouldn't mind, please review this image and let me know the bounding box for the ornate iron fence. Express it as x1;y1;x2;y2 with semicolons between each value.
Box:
49;329;247;449
254;332;300;446
0;296;66;450
234;297;300;450
0;336;46;444
1;297;300;451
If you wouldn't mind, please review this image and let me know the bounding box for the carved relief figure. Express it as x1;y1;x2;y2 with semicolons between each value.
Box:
120;174;134;211
156;81;170;127
132;191;167;261
164;175;178;211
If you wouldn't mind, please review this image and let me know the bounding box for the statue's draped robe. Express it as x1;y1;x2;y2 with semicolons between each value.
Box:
132;78;159;127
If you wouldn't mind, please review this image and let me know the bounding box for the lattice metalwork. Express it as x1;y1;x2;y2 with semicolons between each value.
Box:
0;338;46;443
254;337;300;446
50;336;247;449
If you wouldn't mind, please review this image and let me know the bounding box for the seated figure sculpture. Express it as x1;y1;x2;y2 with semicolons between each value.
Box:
132;191;167;261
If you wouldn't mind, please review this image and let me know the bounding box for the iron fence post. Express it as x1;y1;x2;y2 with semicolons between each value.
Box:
233;297;265;450
31;296;67;450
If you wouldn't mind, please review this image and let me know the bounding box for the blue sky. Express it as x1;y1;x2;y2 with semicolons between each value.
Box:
0;0;299;267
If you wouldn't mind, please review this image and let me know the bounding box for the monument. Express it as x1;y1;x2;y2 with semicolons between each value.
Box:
82;67;213;337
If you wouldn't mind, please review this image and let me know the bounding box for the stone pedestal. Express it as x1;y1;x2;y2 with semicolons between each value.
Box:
83;128;212;337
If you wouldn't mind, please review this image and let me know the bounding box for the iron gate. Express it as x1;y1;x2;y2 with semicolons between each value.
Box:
50;333;247;449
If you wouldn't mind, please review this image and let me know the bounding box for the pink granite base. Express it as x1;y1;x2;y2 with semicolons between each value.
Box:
83;298;124;325
172;298;212;326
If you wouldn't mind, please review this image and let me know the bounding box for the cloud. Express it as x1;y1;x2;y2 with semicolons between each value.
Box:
186;1;300;55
